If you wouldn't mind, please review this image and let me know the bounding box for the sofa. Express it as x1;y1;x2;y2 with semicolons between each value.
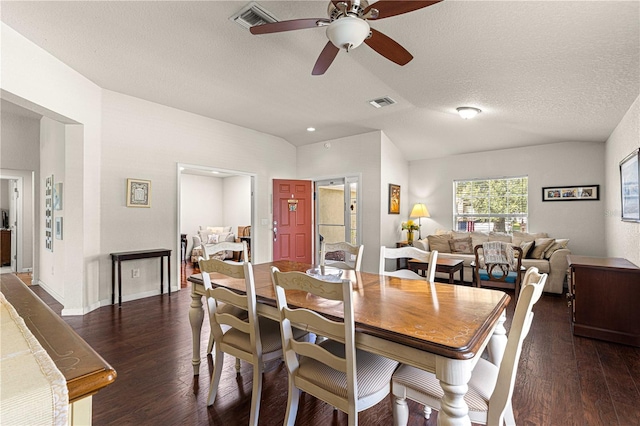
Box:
190;226;236;264
413;230;570;294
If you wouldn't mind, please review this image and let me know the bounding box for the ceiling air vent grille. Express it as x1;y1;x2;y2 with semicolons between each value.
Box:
230;2;278;30
368;97;397;108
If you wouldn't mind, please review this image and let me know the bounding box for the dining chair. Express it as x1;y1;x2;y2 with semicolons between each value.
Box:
202;260;303;426
379;245;433;280
473;242;524;302
271;267;399;426
320;241;364;271
199;241;249;355
391;267;547;426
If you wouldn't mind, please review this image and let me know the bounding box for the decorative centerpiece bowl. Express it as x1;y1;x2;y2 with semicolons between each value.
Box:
305;266;344;282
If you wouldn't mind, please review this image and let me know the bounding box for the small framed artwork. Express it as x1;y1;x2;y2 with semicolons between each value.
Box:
388;184;400;214
53;182;63;210
126;178;151;208
55;217;63;240
45;175;53;251
542;185;599;201
620;148;639;222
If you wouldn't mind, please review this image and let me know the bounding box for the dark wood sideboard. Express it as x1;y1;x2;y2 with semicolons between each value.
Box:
567;255;640;347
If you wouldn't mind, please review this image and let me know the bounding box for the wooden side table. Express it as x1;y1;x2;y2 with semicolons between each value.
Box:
111;249;171;307
408;258;464;284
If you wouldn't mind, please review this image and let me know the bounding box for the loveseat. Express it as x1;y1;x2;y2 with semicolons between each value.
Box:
190;226;236;264
413;230;570;294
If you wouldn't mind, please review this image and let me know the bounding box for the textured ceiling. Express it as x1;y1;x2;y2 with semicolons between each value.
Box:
1;1;638;160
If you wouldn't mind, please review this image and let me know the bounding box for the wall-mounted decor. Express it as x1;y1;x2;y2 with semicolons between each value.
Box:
388;184;400;214
542;185;599;201
620;148;639;222
53;182;63;210
45;175;53;251
55;217;63;240
126;178;151;208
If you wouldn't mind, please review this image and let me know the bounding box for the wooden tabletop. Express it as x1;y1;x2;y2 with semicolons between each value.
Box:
568;255;640;270
1;274;116;402
189;260;510;360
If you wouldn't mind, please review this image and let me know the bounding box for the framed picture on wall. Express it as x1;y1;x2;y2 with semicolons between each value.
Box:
126;178;151;208
620;148;639;222
542;185;599;201
55;217;63;240
388;184;400;214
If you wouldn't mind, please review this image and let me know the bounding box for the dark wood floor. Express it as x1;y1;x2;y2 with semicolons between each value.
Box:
22;263;640;426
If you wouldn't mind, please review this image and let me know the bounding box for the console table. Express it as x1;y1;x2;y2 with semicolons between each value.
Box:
111;249;171;306
567;255;640;347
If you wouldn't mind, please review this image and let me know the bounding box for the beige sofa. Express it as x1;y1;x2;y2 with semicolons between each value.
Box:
413;230;570;294
190;226;236;264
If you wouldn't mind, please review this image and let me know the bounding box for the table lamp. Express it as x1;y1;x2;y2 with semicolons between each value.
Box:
410;203;430;239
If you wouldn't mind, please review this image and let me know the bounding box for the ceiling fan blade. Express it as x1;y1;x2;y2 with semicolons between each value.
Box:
363;0;442;20
312;42;340;75
250;18;328;35
364;28;413;65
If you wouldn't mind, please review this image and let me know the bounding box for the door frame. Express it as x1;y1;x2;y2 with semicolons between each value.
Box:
0;174;27;273
176;163;256;288
313;174;361;264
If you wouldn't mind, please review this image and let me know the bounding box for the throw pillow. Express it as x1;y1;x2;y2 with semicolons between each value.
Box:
470;232;490;253
544;239;569;259
207;234;219;244
512;231;549;247
427;234;452;253
529;238;555;259
449;237;473;254
519;241;534;258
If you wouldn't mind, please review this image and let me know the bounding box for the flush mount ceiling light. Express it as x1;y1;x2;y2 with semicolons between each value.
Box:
306;127;316;132
456;107;482;119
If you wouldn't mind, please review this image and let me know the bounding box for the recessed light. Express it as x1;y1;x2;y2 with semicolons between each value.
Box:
456;106;482;119
307;127;316;132
211;171;220;174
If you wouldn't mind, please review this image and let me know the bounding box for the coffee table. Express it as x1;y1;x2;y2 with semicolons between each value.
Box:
408;257;464;284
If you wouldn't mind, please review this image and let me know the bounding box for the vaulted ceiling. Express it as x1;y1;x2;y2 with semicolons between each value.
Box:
2;1;638;160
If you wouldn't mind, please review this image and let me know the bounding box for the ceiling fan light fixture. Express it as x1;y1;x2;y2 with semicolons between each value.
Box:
457;107;482;120
326;16;370;51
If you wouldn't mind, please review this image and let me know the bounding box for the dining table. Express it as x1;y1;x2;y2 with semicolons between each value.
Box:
187;260;510;426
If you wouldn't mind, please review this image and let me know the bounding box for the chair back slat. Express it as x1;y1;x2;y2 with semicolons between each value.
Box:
321;241;364;271
285;307;345;342
380;246;431;280
202;241;248;262
273;270;346;300
290;340;348;373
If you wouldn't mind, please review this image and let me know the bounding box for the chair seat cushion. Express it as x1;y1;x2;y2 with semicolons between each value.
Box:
222;317;307;354
479;269;518;283
298;339;398;399
392;357;498;413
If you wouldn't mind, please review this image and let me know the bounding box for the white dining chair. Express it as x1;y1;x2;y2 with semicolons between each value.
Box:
199;241;249;355
320;241;364;271
271;267;399;426
202;259;305;426
391;267;547;426
379;245;434;280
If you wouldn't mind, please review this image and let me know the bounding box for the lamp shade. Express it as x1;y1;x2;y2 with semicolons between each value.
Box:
410;203;430;218
326;16;370;51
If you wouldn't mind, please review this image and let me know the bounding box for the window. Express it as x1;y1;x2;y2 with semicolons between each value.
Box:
454;176;528;233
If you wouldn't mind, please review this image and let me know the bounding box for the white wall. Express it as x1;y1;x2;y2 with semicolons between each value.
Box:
0;109;40;271
380;132;410;247
297;131;383;273
222;175;251;239
100;90;296;303
605;96;640;266
180;174;224;255
409;141;606;256
2;22;102;315
39;117;66;300
0;180;9;211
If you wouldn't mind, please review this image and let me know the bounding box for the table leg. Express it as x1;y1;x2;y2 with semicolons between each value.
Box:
486;311;508;367
448;268;454;284
111;259;115;305
189;289;205;375
460;266;464;284
117;260;123;307
168;254;171;296
160;256;164;295
435;357;473;426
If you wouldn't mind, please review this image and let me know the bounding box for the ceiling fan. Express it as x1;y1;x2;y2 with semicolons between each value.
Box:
250;0;442;75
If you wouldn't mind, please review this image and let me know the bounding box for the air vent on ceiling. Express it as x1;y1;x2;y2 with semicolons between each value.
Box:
230;2;278;30
368;97;397;108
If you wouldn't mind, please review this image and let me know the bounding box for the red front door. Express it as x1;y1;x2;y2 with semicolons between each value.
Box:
272;179;312;263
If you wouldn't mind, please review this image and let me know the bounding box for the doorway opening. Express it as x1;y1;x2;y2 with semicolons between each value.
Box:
314;176;360;264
